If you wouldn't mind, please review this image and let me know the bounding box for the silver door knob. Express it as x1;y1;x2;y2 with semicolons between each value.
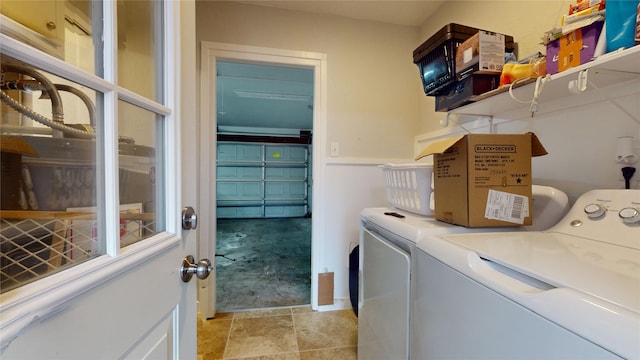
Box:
180;255;212;282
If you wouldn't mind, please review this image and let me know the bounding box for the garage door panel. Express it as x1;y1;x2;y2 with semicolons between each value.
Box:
217;142;309;219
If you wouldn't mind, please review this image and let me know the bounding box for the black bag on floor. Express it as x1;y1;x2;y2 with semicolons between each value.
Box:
349;245;359;317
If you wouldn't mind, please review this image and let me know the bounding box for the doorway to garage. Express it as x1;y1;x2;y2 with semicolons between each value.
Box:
214;61;314;311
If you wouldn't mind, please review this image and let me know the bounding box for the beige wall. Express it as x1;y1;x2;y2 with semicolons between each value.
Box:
196;1;422;160
416;0;569;135
196;0;573;157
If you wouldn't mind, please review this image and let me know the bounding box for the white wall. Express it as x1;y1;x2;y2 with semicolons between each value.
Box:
320;163;388;310
506;99;640;201
195;1;422;159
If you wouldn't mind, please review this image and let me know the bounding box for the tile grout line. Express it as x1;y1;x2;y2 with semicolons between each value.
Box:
221;314;236;360
289;307;301;354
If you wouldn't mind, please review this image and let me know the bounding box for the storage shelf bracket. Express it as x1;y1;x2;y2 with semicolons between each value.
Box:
568;69;589;93
579;68;640;125
443;113;494;133
572;67;640;93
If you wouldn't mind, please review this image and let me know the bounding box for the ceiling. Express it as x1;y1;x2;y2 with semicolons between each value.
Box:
216;62;315;135
232;1;445;27
215;1;444;136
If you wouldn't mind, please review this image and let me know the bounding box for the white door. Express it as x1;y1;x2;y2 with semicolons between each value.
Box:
0;1;202;359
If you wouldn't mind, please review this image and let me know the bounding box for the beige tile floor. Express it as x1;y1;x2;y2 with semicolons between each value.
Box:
198;306;358;360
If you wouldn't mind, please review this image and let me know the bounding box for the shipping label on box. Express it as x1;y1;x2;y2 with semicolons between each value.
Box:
415;133;547;227
456;30;506;79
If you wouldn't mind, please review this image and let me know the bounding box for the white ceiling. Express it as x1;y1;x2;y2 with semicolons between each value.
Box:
217;62;315;135
215;1;445;136
232;0;445;26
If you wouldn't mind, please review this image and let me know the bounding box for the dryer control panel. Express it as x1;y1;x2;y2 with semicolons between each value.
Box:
552;189;640;249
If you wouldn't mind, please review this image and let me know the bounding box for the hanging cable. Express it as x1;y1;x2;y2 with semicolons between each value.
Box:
508;75;551;117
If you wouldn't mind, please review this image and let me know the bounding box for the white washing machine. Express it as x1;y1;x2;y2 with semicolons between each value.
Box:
414;189;640;359
358;185;569;360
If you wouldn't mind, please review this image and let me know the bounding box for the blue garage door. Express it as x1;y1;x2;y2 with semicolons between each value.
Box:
216;142;310;218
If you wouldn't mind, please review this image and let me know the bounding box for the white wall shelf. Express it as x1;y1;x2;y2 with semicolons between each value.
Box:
447;46;640;122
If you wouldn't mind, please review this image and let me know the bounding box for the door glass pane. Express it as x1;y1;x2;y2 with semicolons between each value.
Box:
1;56;102;293
0;0;103;76
117;100;164;248
117;0;163;102
1;0;169;293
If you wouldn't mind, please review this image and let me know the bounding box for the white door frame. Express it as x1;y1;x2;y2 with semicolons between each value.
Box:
199;42;328;318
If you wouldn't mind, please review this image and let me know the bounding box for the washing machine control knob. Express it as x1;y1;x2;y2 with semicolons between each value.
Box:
584;203;606;219
619;207;640;225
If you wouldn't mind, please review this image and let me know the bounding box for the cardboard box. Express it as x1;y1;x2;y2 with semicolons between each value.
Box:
546;21;603;74
415;133;548;227
318;272;334;305
455;30;507;80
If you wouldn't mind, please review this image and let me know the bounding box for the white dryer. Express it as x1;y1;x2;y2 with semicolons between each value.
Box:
358;185;569;360
414;189;640;359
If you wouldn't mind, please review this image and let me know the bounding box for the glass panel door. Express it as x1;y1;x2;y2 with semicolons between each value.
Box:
117;0;162;102
117;99;164;247
0;0;169;292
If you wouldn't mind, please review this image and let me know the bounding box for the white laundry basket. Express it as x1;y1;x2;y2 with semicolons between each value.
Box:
381;164;434;215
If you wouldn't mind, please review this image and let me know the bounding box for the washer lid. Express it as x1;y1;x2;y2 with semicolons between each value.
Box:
360;208;452;243
442;231;640;313
360;208;519;244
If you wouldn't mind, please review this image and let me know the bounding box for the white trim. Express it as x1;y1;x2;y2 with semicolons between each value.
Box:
0;235;180;352
197;45;216;319
118;87;171;116
199;41;328;316
103;0;120;256
325;157;418;166
0;34;113;93
103;89;120;256
166;2;185;357
312;51;328;311
164;0;180;236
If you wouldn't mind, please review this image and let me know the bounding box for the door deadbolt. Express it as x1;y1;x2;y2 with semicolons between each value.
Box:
182;206;198;230
180;255;212;282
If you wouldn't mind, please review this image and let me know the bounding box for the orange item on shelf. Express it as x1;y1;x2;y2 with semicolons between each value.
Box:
499;60;547;87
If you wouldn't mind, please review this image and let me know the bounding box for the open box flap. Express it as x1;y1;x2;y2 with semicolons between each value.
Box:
415;132;547;161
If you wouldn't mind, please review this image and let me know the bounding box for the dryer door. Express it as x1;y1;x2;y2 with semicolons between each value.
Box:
358;227;410;360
